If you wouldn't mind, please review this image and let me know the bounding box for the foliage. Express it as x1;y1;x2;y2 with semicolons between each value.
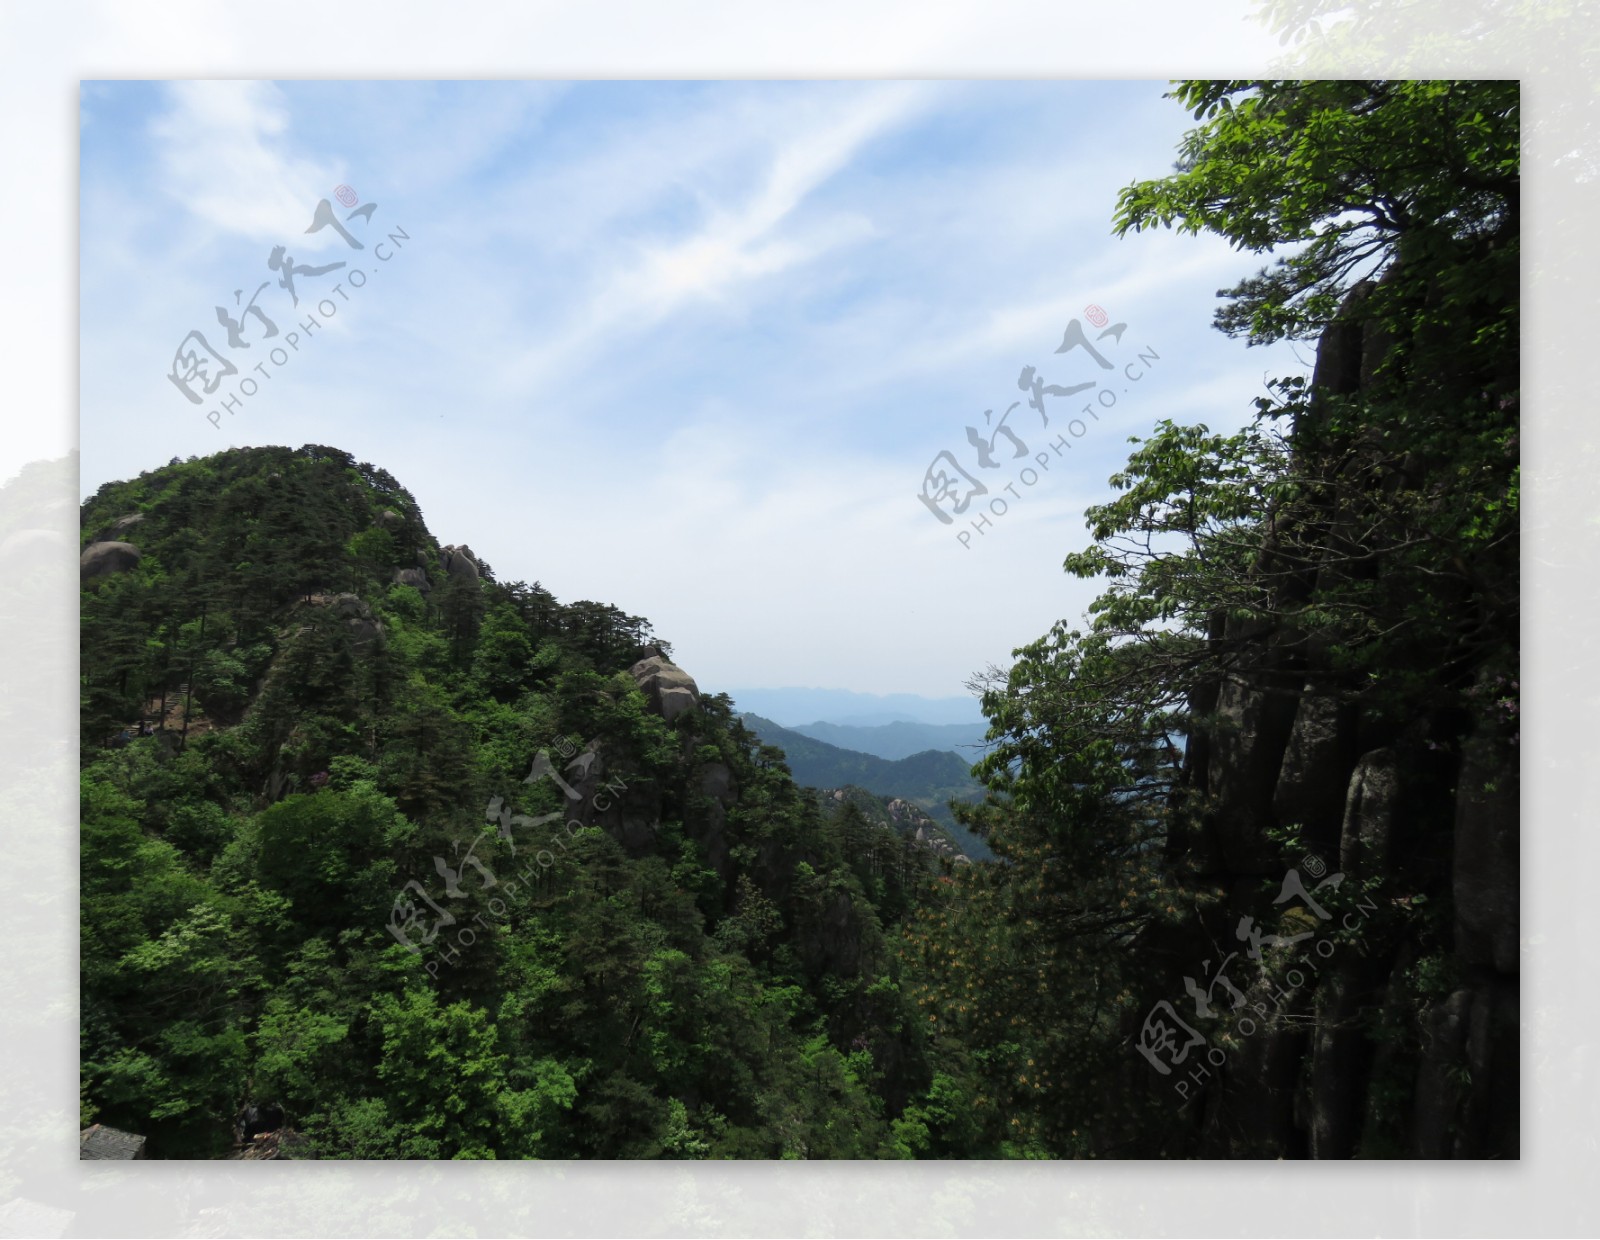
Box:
905;78;1518;1156
79;79;1518;1160
79;444;946;1158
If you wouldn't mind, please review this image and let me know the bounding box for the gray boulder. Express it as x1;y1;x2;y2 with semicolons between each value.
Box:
391;566;431;595
318;592;383;648
79;540;141;583
440;544;480;582
629;655;700;722
377;509;404;531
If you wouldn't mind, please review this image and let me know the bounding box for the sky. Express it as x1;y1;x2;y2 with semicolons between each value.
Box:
80;79;1309;699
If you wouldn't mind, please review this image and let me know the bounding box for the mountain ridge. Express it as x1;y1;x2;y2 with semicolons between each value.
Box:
736;712;993;860
788;719;992;762
77;442;965;1159
725;687;984;728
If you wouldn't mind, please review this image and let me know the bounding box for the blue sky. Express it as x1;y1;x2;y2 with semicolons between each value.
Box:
80;80;1308;698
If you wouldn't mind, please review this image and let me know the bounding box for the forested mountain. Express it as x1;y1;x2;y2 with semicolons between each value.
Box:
79;80;1517;1161
788;720;992;762
808;786;976;870
737;715;984;824
78;444;975;1159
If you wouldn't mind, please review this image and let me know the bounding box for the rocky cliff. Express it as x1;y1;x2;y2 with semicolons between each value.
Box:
1151;282;1519;1158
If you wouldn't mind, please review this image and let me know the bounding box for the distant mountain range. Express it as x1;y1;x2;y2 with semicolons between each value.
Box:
724;687;985;728
737;713;994;860
789;719;992;762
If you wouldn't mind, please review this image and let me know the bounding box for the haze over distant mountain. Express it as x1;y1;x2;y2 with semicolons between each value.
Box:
789;719;993;762
725;687;985;728
737;713;993;860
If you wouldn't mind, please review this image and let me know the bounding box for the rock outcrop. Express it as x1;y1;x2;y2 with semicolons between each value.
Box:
310;592;384;648
440;544;480;582
1453;716;1519;975
80;540;141;583
1203;675;1299;874
1338;748;1399;876
79;1124;147;1160
1158;281;1518;1160
1272;688;1354;860
391;566;431;595
629;655;700;722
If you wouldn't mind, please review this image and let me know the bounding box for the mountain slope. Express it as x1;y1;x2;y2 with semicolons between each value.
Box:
788;719;992;762
810;785;988;865
77;443;955;1160
737;712;986;840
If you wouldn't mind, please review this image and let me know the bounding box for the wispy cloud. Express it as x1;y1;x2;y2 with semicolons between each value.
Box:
501;82;931;394
151;81;340;244
83;80;1308;695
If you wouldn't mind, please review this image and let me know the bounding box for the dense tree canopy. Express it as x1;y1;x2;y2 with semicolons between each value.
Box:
902;78;1518;1157
79;444;971;1158
80;79;1518;1160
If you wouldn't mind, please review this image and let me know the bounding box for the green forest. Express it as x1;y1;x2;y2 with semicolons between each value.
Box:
79;80;1518;1159
735;713;989;843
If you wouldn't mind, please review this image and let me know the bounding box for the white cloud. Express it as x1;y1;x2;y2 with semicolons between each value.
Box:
81;79;1312;698
151;80;340;243
500;82;930;395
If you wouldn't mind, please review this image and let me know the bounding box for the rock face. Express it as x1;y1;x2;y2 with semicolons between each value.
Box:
1338;749;1399;877
79;1124;147;1160
628;655;700;722
80;540;142;583
1307;958;1376;1158
1273;689;1353;860
1410;987;1472;1157
440;544;480;582
1453;724;1519;975
1204;674;1298;873
103;512;145;539
377;509;404;531
700;762;734;804
313;592;384;648
1158;281;1518;1160
391;566;431;595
